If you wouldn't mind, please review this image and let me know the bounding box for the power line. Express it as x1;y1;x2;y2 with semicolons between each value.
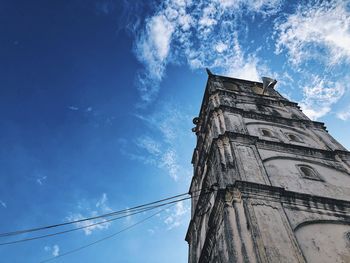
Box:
0;205;155;246
0;187;215;263
0;189;208;238
38;204;174;263
0;196;194;246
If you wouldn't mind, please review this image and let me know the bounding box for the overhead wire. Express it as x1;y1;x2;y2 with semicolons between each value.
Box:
0;190;197;238
0;195;195;246
0;188;215;247
0;187;215;262
0;205;157;246
39;204;175;263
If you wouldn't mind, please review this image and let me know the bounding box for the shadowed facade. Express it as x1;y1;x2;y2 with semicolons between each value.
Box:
186;72;350;262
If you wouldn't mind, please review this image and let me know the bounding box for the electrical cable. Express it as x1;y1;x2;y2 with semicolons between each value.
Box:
0;205;157;246
0;188;212;237
38;204;175;263
0;187;211;238
0;196;194;246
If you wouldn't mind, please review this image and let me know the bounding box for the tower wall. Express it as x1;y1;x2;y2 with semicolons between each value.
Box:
186;74;350;262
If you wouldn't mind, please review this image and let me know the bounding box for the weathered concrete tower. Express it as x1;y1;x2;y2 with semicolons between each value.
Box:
186;71;350;262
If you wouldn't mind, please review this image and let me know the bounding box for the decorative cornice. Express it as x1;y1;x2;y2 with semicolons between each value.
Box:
223;131;349;160
199;104;326;136
193;75;298;137
214;88;296;107
189;131;350;197
235;180;350;212
192;104;327;166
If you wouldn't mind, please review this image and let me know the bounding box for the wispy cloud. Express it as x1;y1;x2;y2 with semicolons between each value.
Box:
164;201;189;230
95;1;115;15
159;149;180;181
299;75;345;120
134;14;175;103
36;175;47;186
337;105;350;121
44;245;60;257
68;106;79;111
66;105;117;128
52;245;60;257
118;102;193;181
274;0;350;119
135;136;162;156
67;193;113;235
133;0;281;104
0;200;7;208
275;0;350;66
135;103;192;181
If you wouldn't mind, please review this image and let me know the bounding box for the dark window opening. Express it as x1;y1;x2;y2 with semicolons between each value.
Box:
288;133;302;142
291;113;300;119
261;129;273;137
271;109;281;117
298;165;322;181
256;104;266;112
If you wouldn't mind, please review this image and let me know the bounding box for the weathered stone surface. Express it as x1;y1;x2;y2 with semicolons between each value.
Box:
187;74;350;263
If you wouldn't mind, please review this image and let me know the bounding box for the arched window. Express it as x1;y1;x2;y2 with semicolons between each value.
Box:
287;133;302;142
256;104;266;112
271;109;281;117
261;129;274;137
291;113;300;119
297;165;323;181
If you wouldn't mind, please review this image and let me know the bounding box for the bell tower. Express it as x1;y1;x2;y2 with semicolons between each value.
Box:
186;71;350;262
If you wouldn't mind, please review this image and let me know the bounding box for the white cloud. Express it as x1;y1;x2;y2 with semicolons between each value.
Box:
134;14;175;103
119;102;193;181
223;36;261;81
124;206;133;224
147;15;174;61
245;0;283;15
216;0;240;8
52;245;60;257
0;200;7;208
299;75;345;120
96;193;112;212
133;0;282;104
68;106;79;111
134;103;192;181
215;42;228;53
133;134;182;181
135;136;162;156
36;175;47;186
337;106;350;121
275;0;350;66
164;201;189;229
67;193;112;235
67;213;111;236
216;0;282;14
44;245;60;257
160;149;179;181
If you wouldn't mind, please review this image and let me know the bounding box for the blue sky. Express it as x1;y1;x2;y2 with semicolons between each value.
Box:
1;0;350;262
